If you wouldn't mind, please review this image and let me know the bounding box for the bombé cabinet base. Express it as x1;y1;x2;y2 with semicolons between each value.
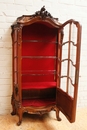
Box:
11;96;61;126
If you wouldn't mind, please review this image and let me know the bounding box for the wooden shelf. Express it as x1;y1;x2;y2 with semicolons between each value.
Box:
22;39;58;44
22;70;56;76
22;82;56;90
22;56;57;59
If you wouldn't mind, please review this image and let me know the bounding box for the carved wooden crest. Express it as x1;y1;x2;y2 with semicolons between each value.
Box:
34;6;53;19
17;6;59;24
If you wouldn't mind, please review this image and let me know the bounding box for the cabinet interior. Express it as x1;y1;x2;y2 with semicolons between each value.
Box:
21;22;58;107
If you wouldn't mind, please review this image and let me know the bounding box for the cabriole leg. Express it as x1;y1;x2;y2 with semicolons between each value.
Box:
55;108;61;121
17;108;23;126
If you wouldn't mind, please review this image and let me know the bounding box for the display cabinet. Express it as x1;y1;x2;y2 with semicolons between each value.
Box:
11;6;81;125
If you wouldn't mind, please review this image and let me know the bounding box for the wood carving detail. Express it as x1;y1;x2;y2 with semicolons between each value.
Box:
17;6;58;24
14;84;18;96
35;6;53;19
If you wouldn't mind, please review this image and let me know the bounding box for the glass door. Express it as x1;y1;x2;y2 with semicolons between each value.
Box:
56;19;81;122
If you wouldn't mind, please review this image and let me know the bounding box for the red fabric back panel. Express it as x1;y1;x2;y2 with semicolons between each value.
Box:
22;42;56;56
22;23;57;83
22;75;54;82
22;23;57;41
22;58;55;70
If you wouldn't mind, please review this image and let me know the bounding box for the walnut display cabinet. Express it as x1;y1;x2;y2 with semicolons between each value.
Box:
11;6;81;125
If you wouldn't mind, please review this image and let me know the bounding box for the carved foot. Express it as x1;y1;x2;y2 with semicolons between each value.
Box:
57;116;62;121
11;111;16;116
17;108;23;126
17;121;22;126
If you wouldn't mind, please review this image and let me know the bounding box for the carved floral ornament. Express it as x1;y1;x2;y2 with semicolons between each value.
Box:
17;6;59;24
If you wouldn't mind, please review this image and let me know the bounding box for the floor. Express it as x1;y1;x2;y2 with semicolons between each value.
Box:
0;108;87;130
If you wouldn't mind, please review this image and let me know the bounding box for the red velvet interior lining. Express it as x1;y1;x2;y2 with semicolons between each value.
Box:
22;23;57;41
22;23;57;83
21;23;57;107
22;42;56;56
22;75;55;82
22;98;56;107
22;58;55;70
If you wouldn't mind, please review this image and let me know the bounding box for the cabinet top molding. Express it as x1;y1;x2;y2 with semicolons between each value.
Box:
16;6;61;26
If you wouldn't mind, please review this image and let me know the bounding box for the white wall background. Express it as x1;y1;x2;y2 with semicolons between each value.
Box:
0;0;87;114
